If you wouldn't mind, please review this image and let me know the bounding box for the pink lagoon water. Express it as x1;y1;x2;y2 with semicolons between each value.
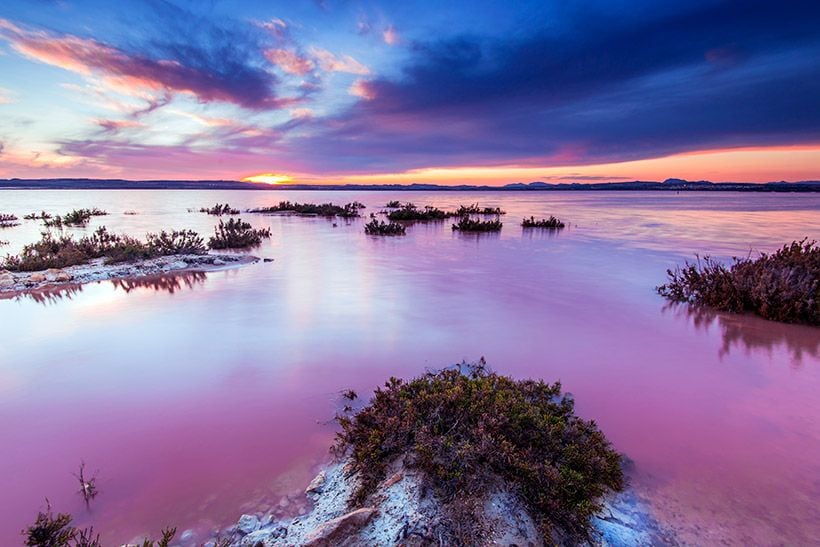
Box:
0;190;818;545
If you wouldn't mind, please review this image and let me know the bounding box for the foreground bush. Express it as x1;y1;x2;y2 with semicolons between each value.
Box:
248;201;362;218
455;204;506;216
364;219;406;236
387;204;455;221
23;503;175;547
334;363;624;544
44;208;107;227
452;217;502;232
522;216;565;229
3;227;207;271
199;203;239;215
658;239;819;325
0;213;20;228
208;218;271;249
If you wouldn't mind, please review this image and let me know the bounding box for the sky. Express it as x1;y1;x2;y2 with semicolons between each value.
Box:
0;0;818;185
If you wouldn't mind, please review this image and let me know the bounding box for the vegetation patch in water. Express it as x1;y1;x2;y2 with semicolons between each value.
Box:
522;216;565;229
0;214;20;228
199;203;239;216
3;227;207;271
384;200;403;208
452;217;502;232
24;211;53;220
455;204;506;216
44;208;107;228
658;239;819;325
364;219;406;236
248;201;363;218
208;218;271;249
334;363;624;544
387;203;455;221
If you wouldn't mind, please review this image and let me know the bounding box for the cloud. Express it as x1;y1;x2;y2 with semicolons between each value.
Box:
265;48;315;75
382;25;399;46
308;47;370;75
349;79;375;100
0;17;286;110
0;86;14;104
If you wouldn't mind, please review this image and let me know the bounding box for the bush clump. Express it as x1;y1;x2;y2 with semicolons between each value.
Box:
387;204;455;221
452;217;502;232
249;201;363;218
208;218;271;249
3;227;207;271
658;239;819;325
45;208;107;228
364;219;406;236
0;213;20;228
384;200;402;208
24;211;53;220
455;204;506;216
334;363;624;544
199;203;239;215
522;216;565;229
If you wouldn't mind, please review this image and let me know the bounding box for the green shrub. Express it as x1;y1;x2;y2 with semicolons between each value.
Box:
387;204;454;221
334;363;624;544
208;218;271;249
364;219;406;236
146;230;207;255
658;239;819;325
248;201;362;217
4;232;92;271
452;217;502;232
199;203;239;215
522;216;565;229
44;208;107;228
455;204;506;216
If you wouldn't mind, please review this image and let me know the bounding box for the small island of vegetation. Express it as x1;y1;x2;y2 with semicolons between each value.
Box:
452;217;503;232
199;203;239;216
383;200;403;208
386;203;455;221
23;211;53;220
455;204;506;216
208;218;272;249
364;219;406;236
658;239;819;325
248;201;363;218
522;216;566;229
44;208;108;228
0;214;20;228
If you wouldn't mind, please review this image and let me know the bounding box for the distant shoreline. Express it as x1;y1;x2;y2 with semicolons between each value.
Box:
1;178;819;192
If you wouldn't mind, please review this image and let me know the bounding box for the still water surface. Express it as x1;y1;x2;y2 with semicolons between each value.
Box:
0;190;818;545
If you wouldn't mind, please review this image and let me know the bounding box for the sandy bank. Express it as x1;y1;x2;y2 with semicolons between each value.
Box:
0;253;261;297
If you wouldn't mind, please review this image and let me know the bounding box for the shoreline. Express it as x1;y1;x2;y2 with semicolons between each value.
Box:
0;253;261;298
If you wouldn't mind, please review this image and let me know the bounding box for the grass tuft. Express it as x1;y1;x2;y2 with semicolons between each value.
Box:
387;204;455;221
364;219;406;236
522;216;565;229
452;217;502;232
199;203;239;215
455;204;506;216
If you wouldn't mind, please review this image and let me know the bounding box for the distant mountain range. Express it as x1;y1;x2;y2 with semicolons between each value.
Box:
1;178;819;192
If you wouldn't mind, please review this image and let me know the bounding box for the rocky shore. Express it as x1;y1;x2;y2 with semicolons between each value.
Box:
206;458;676;547
0;253;260;296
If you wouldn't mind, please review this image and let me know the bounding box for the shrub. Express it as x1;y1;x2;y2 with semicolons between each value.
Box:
24;211;52;220
145;230;207;255
455;204;506;216
334;363;624;544
522;216;565;229
199;203;239;215
384;200;402;208
658;239;819;325
452;217;502;232
0;213;20;228
4;232;93;271
364;219;406;236
387;204;454;221
45;208;107;227
208;218;271;249
248;201;363;217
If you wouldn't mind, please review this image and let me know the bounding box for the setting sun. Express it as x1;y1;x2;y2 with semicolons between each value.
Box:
241;173;294;185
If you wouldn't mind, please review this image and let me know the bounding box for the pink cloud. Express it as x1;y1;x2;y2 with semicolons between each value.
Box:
0;18;285;110
265;49;315;75
382;25;400;46
308;47;370;75
349;79;376;100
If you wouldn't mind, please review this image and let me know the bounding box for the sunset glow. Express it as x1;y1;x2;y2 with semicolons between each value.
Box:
241;173;294;185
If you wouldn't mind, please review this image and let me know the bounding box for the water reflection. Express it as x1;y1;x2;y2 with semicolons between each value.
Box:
0;283;84;305
664;302;819;366
111;271;208;294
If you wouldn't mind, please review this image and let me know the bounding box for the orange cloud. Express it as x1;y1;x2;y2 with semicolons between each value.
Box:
349;79;375;100
308;47;370;75
265;48;315;75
